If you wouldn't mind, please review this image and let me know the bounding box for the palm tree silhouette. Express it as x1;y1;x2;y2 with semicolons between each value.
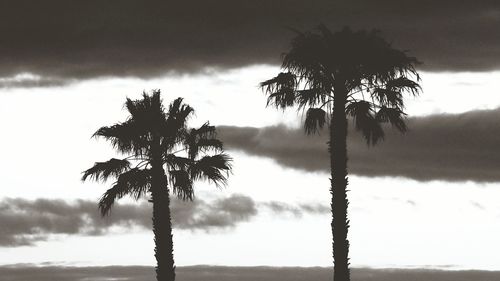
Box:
261;25;421;281
82;90;232;281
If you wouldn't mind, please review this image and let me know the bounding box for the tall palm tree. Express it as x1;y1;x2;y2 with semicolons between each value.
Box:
261;26;421;281
82;90;232;281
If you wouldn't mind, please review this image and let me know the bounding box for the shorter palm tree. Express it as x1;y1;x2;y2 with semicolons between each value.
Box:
82;90;231;281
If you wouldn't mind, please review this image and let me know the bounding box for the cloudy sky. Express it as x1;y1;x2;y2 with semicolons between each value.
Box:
1;0;500;279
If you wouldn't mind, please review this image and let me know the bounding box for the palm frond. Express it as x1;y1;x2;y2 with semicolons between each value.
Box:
162;98;195;150
346;101;372;121
352;31;420;85
92;120;147;155
260;72;296;92
99;185;129;217
282;31;328;83
82;158;131;182
165;97;194;131
304;107;327;135
376;106;408;133
266;88;296;109
196;138;223;152
296;88;330;109
169;170;194;201
359;116;385;145
346;101;384;145
283;25;420;92
190;154;232;187
386;76;421;94
98;168;152;216
167;97;195;123
371;88;404;108
125;90;166;134
261;72;297;110
192;122;217;139
184;122;220;159
164;154;192;170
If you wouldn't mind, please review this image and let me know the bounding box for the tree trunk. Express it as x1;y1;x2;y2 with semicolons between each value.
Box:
151;141;176;281
330;81;350;281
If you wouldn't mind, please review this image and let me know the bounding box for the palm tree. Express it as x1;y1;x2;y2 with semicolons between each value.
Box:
82;90;232;281
261;26;421;281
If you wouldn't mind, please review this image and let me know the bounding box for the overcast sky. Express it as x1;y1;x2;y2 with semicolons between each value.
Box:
1;0;500;278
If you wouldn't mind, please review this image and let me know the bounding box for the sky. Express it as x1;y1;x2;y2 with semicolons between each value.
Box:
1;0;500;279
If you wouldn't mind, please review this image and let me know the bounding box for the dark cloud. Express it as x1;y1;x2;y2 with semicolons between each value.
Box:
173;194;257;230
0;198;149;246
0;265;498;281
219;107;500;182
0;196;326;247
1;0;500;87
0;195;255;247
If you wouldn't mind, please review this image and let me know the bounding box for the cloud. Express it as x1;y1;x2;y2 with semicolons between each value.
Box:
2;0;500;87
0;198;147;246
0;265;499;281
0;73;70;88
0;195;254;247
470;201;485;210
0;196;326;247
218;107;500;182
261;202;329;217
172;194;257;230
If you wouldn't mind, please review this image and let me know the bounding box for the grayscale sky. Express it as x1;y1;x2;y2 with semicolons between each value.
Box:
0;0;499;273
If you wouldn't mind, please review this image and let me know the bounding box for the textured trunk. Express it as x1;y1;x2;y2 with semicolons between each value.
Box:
151;140;176;281
330;80;350;281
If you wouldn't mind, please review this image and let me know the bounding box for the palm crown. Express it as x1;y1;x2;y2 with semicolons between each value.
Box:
82;90;232;215
261;25;421;143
